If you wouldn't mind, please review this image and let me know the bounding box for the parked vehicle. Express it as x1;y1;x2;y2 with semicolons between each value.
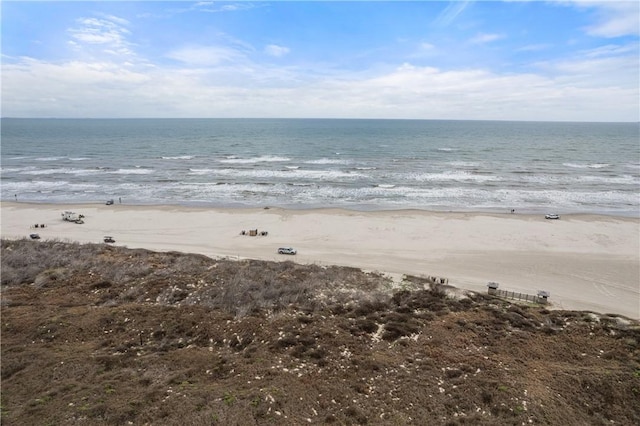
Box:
29;233;40;240
278;247;297;255
545;214;560;220
103;236;115;243
61;211;84;224
106;199;114;205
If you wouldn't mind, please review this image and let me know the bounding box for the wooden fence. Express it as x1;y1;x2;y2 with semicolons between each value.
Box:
489;288;548;304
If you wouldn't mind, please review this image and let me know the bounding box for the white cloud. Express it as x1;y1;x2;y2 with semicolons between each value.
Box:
67;15;134;57
516;43;551;52
70;17;129;44
581;43;639;58
306;62;637;121
530;41;639;86
405;42;438;60
555;1;638;37
102;14;130;27
580;1;640;38
434;0;471;27
165;46;246;66
3;48;637;121
2;5;637;122
469;33;504;44
2;57;151;116
264;44;290;58
189;2;260;14
537;48;639;88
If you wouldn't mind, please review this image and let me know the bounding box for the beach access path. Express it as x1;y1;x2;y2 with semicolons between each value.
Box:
1;202;638;319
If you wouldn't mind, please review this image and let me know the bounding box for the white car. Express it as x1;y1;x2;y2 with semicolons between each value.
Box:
545;214;560;220
278;247;297;255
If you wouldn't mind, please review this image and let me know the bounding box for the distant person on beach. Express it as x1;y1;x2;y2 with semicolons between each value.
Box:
14;194;17;201
119;197;122;204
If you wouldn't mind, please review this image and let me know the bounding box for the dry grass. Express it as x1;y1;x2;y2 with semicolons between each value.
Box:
2;238;640;426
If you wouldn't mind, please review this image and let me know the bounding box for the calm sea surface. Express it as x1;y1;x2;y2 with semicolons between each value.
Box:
1;118;639;216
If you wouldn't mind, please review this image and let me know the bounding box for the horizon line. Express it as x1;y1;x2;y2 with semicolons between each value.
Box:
2;117;638;124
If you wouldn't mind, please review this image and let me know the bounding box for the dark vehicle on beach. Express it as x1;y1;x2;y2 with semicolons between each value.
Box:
278;247;297;255
29;233;40;240
103;236;115;243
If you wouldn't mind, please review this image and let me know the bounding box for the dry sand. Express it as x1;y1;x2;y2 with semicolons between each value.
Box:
2;202;638;319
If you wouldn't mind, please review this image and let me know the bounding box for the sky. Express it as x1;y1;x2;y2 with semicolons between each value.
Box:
1;1;639;121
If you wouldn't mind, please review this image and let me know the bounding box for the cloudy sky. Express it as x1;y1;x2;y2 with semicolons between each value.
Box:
2;1;638;121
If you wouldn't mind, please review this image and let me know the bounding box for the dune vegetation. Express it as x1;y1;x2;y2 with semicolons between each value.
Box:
2;238;639;425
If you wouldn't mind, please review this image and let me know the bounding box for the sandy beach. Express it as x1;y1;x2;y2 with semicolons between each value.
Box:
1;202;638;319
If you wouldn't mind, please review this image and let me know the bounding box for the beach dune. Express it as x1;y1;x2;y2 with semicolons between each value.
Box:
1;202;638;319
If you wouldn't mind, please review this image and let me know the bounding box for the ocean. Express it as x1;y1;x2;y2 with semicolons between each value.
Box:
1;118;639;217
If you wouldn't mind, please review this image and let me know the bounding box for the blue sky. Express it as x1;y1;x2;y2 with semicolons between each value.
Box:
2;1;638;121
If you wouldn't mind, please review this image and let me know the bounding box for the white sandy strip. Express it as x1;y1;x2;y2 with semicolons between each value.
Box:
1;202;638;319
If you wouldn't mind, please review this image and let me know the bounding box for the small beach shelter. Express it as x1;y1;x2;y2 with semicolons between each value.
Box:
487;282;499;295
537;290;550;304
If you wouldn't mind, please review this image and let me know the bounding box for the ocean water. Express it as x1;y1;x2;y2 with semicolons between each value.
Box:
1;118;639;216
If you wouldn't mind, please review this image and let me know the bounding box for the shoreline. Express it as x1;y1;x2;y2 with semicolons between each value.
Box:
3;199;639;219
2;201;639;319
